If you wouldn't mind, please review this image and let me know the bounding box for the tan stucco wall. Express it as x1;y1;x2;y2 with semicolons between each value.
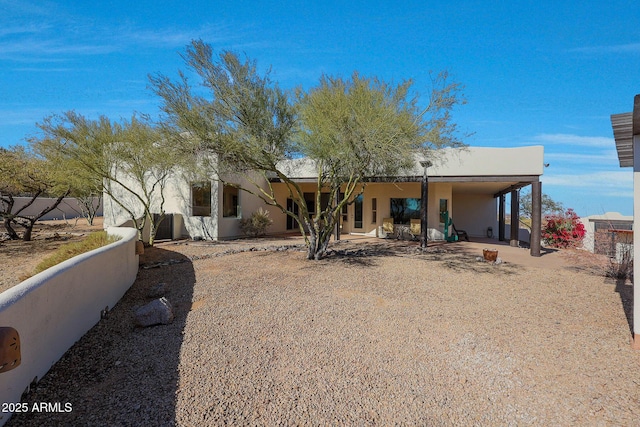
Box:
423;146;544;177
580;212;633;253
452;193;497;238
216;176;275;239
104;145;543;242
0;227;138;425
279;146;545;179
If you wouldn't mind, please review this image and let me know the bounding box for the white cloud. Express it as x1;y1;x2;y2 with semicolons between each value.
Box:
533;133;614;148
542;170;633;194
544;150;619;164
0;108;52;126
0;3;244;62
571;42;640;55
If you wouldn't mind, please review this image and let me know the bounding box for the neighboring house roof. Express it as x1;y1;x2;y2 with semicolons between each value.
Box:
583;212;633;222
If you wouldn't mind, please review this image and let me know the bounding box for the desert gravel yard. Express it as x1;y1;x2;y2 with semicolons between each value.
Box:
7;237;640;426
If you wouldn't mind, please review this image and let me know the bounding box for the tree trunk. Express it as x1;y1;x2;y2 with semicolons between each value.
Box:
17;218;37;241
316;233;331;260
22;224;33;242
305;217;334;260
148;217;156;247
3;217;19;240
306;230;317;260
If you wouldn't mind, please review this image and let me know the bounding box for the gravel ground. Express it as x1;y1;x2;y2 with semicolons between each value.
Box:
0;218;104;293
6;237;640;426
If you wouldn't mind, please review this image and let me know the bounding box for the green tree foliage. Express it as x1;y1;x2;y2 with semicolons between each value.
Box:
0;146;70;240
519;189;564;230
151;40;466;259
32;112;183;245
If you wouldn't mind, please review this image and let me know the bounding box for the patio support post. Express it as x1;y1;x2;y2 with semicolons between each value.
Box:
510;189;519;247
632;95;640;349
420;161;431;249
530;181;542;257
498;194;505;241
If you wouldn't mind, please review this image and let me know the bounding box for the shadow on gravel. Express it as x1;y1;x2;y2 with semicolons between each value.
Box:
417;249;519;275
7;246;195;426
324;239;519;275
615;278;634;336
325;242;402;267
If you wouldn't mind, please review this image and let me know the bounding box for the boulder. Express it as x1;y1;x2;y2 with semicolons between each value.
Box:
134;297;174;327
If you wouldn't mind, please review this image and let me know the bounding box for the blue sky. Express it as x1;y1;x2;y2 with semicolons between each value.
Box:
1;0;639;216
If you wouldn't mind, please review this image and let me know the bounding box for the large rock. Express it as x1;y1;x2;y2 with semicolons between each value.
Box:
134;297;174;327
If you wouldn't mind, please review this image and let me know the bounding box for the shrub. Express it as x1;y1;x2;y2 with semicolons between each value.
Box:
606;256;634;281
33;231;121;275
240;208;273;237
542;208;586;249
605;242;634;281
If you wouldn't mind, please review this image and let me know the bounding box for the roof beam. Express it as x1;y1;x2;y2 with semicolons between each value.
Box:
270;175;542;184
493;181;534;198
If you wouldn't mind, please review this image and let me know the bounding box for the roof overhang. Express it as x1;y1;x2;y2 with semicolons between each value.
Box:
612;112;634;167
269;175;539;199
611;94;640;168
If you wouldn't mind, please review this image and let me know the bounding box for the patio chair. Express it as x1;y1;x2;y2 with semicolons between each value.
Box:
451;221;469;242
409;219;421;240
382;218;394;238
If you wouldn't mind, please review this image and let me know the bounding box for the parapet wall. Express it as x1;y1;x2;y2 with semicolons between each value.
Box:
0;227;138;426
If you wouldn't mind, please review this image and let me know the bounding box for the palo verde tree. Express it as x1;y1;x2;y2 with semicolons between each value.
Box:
32;112;182;245
34;135;104;226
151;40;466;259
0;145;71;241
519;189;564;230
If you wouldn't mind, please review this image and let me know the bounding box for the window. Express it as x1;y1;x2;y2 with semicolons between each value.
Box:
304;192;315;215
340;193;347;222
390;198;421;225
191;182;211;216
439;199;448;223
223;184;240;218
354;194;363;228
371;198;377;223
286;198;299;230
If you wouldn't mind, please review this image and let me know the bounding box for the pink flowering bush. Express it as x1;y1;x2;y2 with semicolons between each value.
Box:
542;208;586;248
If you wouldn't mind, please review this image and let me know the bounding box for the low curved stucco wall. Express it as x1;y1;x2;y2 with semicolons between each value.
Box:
0;227;138;426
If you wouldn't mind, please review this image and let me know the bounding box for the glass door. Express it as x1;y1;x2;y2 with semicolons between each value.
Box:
286;198;299;230
353;194;363;229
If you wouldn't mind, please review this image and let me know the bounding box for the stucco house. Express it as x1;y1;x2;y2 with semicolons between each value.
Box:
103;145;545;255
580;212;633;259
611;93;639;349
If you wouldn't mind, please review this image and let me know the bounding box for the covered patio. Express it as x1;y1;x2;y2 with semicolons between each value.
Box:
273;147;545;257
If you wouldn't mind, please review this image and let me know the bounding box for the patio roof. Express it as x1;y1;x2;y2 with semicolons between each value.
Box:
611;94;640;168
612;112;634;167
269;146;543;199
